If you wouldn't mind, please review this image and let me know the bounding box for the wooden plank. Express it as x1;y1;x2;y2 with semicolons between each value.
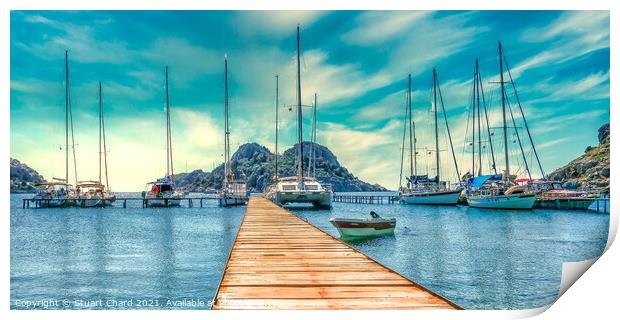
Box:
213;196;460;310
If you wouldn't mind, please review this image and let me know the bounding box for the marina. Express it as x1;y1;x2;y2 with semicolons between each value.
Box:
8;10;611;313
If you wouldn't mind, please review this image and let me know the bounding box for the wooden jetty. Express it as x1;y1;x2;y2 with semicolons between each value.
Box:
212;196;460;310
333;193;399;205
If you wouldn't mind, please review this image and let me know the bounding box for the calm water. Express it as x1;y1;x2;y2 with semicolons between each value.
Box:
10;193;244;310
11;193;609;310
293;200;609;309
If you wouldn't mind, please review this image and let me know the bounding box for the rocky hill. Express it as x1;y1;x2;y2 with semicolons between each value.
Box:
10;158;46;193
547;123;609;193
176;142;386;193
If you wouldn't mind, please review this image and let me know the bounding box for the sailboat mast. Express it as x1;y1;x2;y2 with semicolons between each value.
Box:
100;82;110;190
499;41;510;179
224;56;230;185
433;68;439;182
274;74;279;180
399;93;407;190
476;60;482;176
65;51;69;184
68;65;77;187
296;25;304;182
99;81;102;184
407;74;415;180
477;59;497;174
471;62;476;175
165;66;170;177
312;92;317;177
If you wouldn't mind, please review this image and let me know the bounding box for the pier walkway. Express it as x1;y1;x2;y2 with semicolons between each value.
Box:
212;196;460;310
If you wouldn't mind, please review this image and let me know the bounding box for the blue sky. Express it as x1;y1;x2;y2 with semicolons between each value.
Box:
10;11;610;191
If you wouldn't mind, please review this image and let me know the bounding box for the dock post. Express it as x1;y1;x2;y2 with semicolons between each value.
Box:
165;199;168;207
200;198;203;208
189;199;193;208
123;199;127;208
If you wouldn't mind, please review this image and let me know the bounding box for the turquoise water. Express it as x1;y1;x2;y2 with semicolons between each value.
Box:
11;193;609;310
10;193;244;310
293;201;609;309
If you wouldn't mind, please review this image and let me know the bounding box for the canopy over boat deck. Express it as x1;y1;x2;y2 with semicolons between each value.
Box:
212;196;460;310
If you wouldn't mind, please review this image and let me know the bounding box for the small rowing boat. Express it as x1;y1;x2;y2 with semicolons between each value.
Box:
330;211;396;239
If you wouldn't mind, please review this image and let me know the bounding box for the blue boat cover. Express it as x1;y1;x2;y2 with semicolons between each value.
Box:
468;174;503;188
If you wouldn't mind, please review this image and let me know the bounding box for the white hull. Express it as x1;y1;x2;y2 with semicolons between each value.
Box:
273;190;333;209
76;198;103;208
467;193;536;209
400;190;461;205
335;227;395;238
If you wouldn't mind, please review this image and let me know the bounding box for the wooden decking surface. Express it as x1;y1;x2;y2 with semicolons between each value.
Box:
212;196;460;310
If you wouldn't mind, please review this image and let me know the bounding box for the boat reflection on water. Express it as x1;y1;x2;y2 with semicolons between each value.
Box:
330;211;396;240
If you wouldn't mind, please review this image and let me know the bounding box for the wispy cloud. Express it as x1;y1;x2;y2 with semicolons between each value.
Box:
342;11;432;45
234;11;327;37
17;14;135;64
510;11;609;79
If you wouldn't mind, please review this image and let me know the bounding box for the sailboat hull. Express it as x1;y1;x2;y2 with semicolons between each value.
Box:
467;193;536;209
273;191;333;209
75;196;116;207
400;190;461;205
220;196;248;207
76;198;103;208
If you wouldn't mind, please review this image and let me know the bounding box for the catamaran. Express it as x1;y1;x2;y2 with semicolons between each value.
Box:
465;43;539;210
34;50;76;207
265;25;333;209
219;55;248;207
399;71;462;205
75;82;116;207
142;66;184;207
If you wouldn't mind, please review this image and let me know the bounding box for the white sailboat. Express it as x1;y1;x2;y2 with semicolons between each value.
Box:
76;82;116;207
34;50;76;207
265;25;333;209
466;43;538;210
399;71;462;205
219;55;248;207
142;66;184;207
